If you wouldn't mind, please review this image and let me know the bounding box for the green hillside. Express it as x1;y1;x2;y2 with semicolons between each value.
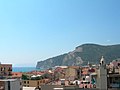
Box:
36;44;120;69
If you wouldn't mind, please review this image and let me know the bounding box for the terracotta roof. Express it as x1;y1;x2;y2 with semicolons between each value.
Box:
26;71;45;75
12;72;22;78
82;71;88;75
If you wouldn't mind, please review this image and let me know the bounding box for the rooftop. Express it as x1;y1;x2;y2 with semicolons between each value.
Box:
0;79;17;81
23;87;35;90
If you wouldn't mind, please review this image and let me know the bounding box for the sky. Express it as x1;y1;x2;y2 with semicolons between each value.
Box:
0;0;120;67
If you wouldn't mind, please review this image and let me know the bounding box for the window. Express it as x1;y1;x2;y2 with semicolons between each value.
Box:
4;67;5;70
20;82;22;85
8;72;12;76
40;80;42;83
8;67;11;71
83;78;85;80
115;77;118;80
88;82;90;84
37;81;39;85
61;80;65;85
24;81;26;83
43;80;45;83
1;67;3;71
27;81;29;84
118;63;120;66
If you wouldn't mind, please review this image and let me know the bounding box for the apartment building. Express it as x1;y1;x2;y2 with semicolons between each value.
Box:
22;79;49;88
0;63;12;77
107;60;120;88
0;79;22;90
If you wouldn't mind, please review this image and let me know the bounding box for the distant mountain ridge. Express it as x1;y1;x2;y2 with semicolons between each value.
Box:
36;44;120;69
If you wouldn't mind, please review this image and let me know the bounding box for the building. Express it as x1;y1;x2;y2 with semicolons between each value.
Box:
0;79;22;90
96;56;107;90
65;67;77;81
108;74;120;88
0;63;12;78
107;59;120;88
12;72;22;79
22;79;49;88
54;67;65;80
65;66;81;81
0;63;23;90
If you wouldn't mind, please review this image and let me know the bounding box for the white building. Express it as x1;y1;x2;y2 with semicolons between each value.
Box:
0;79;22;90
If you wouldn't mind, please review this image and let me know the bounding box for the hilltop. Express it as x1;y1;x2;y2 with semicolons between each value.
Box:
36;44;120;69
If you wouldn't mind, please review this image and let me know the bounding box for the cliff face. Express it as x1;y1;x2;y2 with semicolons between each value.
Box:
36;44;120;69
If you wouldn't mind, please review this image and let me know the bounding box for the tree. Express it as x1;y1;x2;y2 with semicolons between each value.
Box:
22;74;29;80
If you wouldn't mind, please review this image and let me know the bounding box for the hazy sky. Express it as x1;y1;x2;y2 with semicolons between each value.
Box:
0;0;120;67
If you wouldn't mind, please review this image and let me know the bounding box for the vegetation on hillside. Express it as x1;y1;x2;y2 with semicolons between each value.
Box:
36;44;120;69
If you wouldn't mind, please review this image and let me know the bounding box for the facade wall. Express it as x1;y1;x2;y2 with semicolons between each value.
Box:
108;75;120;88
1;79;22;90
10;79;23;90
0;81;5;90
65;68;77;80
23;80;38;87
4;82;8;90
23;79;49;87
0;64;12;77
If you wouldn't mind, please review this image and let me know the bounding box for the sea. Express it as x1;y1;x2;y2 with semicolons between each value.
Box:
12;67;40;72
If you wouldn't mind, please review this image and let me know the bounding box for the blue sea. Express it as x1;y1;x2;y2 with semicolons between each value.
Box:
12;67;40;72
